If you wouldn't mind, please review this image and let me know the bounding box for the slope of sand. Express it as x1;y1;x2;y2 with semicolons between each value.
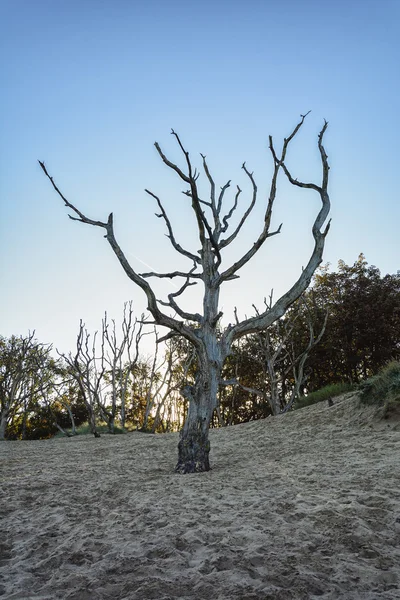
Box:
1;393;400;600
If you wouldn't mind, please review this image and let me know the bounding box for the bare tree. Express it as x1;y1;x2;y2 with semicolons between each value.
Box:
40;112;330;472
280;299;328;413
228;295;328;416
58;322;104;437
142;336;185;433
102;302;146;432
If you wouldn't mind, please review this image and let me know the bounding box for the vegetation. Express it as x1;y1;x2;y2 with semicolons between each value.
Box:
2;257;399;444
293;383;356;410
215;256;400;420
359;361;400;415
303;255;400;389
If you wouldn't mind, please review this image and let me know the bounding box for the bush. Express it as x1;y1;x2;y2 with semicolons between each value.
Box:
359;361;400;412
294;382;356;410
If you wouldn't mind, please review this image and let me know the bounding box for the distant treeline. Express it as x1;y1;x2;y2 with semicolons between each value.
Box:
1;255;399;439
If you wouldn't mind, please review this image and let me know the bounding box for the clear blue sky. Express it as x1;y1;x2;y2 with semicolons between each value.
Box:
1;0;399;355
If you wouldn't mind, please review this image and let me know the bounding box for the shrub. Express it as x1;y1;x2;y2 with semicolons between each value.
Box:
359;361;400;412
294;382;356;410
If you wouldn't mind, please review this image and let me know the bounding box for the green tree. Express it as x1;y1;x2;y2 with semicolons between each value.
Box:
301;255;400;389
0;333;55;440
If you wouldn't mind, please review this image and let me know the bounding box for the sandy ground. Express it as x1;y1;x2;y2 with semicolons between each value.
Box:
1;394;400;600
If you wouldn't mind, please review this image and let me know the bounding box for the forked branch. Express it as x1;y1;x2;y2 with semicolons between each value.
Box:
145;188;200;264
223;114;331;344
220;163;258;247
38;160;201;348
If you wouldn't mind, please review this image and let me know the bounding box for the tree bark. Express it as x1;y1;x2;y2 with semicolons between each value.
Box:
63;402;77;435
175;354;220;473
0;409;8;441
87;397;100;437
108;414;115;434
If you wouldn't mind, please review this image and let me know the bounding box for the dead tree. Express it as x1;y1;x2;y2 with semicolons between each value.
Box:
40;112;331;472
229;295;328;416
145;338;183;433
58;322;104;437
102;302;146;432
281;299;328;413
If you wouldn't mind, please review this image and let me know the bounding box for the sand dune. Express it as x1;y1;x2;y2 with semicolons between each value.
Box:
1;393;400;599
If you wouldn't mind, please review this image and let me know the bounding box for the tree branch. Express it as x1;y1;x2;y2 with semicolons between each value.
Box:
223;115;331;343
38;161;108;228
220;185;241;234
157;267;203;323
155;132;222;268
140;270;202;280
220;162;258;247
39;162;202;349
200;153;218;220
145;188;200;264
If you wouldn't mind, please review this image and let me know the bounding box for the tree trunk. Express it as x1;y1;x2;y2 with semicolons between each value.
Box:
120;399;126;429
108;415;115;434
21;407;28;440
269;381;281;416
175;361;219;474
54;422;72;437
0;409;8;441
88;406;100;437
63;402;77;435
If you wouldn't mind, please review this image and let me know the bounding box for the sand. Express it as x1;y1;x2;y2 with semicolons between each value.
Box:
1;393;400;600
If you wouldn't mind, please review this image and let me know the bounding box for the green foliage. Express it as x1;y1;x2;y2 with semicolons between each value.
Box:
306;255;400;389
359;361;400;412
294;382;356;410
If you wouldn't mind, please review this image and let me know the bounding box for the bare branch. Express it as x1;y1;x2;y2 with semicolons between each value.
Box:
279;163;321;192
220;185;241;234
219;222;282;282
39;161;108;228
220;162;258;248
140;270;202;280
219;114;314;282
145;188;200;264
39;162;202;349
154;142;191;184
155;132;223;267
224;115;331;342
219;377;266;399
169;130;207;246
200;153;216;209
157;266;203;323
217;180;231;216
157;330;180;344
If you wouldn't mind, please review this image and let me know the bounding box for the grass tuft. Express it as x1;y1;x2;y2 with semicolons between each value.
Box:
359;361;400;415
